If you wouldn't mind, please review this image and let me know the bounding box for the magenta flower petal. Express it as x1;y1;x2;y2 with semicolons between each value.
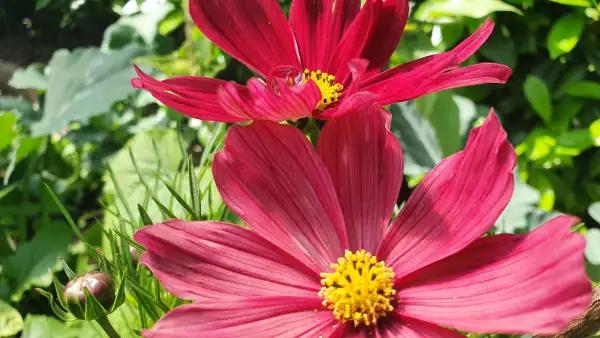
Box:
378;111;516;279
327;0;380;82
395;215;591;335
418;63;512;97
360;54;460;105
328;0;408;82
327;0;361;59
358;0;409;76
143;297;343;338
131;65;251;123
361;19;510;105
289;0;333;70
133;220;321;301
317;105;403;253
189;0;300;77
213;121;348;273
217;78;321;122
349;316;464;337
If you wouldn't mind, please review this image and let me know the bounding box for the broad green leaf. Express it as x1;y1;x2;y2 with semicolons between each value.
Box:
415;92;476;157
585;228;600;265
591;120;600;146
102;2;173;48
8;65;47;90
415;0;522;22
548;0;593;7
390;102;444;176
30;46;146;136
547;14;585;59
0;112;17;151
159;9;185;36
524;75;552;123
1;222;72;298
556;129;594;151
104;129;222;230
495;173;541;233
21;315;82;338
35;0;52;10
590;202;600;223
0;299;23;337
562;81;600;100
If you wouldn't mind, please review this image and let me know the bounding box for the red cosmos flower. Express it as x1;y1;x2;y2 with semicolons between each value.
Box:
134;105;590;337
131;0;512;122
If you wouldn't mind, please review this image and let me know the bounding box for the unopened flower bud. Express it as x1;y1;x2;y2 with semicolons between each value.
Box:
129;245;140;263
63;271;115;319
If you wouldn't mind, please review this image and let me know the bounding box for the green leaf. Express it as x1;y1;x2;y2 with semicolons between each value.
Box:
416;92;478;156
496;173;542;233
0;299;23;337
159;9;185;36
591;120;600;146
21;315;79;338
585;228;600;266
390;102;444;176
102;2;173;47
562;81;600;100
415;0;522;21
524;75;553;123
34;288;74;322
0;112;17;151
30;46;146;136
8;64;47;90
556;129;594;151
548;0;593;7
1;222;72;297
589;202;600;223
35;0;52;10
547;14;585;60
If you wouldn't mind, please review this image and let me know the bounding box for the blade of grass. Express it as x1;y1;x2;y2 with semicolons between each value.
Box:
44;183;85;242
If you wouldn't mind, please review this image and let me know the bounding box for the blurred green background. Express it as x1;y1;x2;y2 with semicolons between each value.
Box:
0;0;599;336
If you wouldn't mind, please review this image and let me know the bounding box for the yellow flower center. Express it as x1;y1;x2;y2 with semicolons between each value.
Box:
297;69;344;111
318;250;396;327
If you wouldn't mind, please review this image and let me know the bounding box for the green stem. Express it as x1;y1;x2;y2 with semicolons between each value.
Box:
303;118;320;148
96;315;120;338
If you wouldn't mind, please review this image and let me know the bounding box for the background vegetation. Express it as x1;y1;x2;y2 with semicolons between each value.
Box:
0;0;599;336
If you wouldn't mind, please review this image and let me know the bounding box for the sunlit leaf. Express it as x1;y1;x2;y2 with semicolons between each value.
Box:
548;0;593;7
1;222;72;298
562;81;600;100
547;13;585;59
0;299;23;337
415;0;522;22
29;46;146;136
524;75;552;123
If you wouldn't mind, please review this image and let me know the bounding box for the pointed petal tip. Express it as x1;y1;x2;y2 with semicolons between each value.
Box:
131;78;143;89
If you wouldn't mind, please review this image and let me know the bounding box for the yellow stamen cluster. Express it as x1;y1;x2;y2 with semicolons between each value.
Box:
318;250;396;327
302;69;344;111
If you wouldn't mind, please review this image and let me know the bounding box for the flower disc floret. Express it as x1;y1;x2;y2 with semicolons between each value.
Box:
319;250;396;327
299;69;344;111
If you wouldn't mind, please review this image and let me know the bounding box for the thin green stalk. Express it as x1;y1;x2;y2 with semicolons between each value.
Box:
95;315;120;338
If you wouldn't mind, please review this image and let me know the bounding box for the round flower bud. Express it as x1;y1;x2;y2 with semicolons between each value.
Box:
63;271;115;319
129;245;140;263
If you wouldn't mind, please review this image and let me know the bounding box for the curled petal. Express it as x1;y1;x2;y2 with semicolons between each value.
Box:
396;215;591;335
133;221;320;301
189;0;299;77
217;78;321;122
378;111;516;279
